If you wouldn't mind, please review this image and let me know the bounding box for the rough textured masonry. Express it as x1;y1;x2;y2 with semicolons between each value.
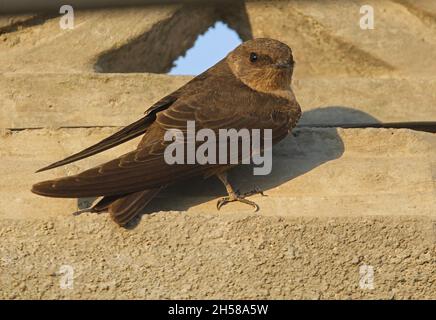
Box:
0;1;435;299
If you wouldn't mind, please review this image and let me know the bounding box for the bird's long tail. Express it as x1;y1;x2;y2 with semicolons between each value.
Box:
108;188;163;226
73;188;163;226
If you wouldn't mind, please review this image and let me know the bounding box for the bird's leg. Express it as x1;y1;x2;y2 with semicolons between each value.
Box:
216;172;259;212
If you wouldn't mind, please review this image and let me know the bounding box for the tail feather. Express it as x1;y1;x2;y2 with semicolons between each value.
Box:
109;188;163;226
91;195;125;213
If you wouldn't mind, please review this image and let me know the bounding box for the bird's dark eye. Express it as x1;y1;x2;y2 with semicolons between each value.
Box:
249;52;258;63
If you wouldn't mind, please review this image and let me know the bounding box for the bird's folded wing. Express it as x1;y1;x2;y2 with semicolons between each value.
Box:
35;95;177;173
31;95;291;198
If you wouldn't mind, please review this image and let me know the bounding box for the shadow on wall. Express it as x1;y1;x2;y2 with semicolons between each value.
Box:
113;106;380;228
94;1;253;73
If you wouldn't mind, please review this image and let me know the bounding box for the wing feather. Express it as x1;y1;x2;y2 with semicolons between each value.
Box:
35;95;177;172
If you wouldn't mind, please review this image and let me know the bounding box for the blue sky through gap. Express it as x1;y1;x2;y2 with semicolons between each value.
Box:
169;21;243;76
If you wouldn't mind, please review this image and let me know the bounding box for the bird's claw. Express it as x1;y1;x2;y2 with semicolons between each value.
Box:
71;206;100;216
72;208;90;216
242;186;267;198
216;192;260;212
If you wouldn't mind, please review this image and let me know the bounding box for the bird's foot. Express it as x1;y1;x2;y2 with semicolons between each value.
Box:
71;206;105;216
216;191;260;212
71;207;93;216
72;203;107;216
240;186;267;198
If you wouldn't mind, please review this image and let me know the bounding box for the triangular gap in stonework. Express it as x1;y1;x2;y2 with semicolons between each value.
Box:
169;21;243;75
94;2;253;73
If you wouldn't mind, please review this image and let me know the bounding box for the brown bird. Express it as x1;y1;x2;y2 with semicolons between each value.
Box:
31;38;302;226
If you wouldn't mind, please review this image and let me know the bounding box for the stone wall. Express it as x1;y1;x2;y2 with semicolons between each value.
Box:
0;0;435;299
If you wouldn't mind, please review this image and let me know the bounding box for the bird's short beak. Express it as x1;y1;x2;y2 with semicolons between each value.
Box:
274;61;292;69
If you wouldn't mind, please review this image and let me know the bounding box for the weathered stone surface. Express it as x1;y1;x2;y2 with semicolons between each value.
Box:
1;74;436;128
0;215;434;299
1;1;436;300
246;0;436;77
394;0;436;21
0;6;193;73
2;1;436;77
0;73;190;128
2;127;435;219
0;14;38;29
0;4;251;74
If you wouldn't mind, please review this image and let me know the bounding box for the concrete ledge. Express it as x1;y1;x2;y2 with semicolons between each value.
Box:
246;0;436;77
1;127;435;219
2;1;436;77
0;214;434;299
0;4;251;74
1;74;436;128
1;0;436;300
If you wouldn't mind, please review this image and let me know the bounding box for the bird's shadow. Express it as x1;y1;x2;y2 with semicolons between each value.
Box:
81;106;380;229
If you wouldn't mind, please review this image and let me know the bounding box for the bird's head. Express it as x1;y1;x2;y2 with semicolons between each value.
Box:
226;38;295;94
